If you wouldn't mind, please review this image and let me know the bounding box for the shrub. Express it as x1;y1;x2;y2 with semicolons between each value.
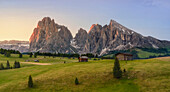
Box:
75;77;79;85
113;57;122;79
28;75;33;88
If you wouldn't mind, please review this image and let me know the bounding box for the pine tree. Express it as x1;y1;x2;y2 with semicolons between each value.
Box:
19;53;22;58
14;61;17;68
18;62;20;68
30;53;33;58
75;77;79;85
123;69;126;73
4;51;11;57
0;63;4;70
113;57;122;79
6;60;10;69
28;75;33;88
14;61;21;68
34;53;37;58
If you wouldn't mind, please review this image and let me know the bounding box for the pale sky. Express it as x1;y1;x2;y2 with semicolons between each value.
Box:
0;0;170;41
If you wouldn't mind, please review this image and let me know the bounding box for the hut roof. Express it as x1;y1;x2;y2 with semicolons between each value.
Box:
80;56;88;59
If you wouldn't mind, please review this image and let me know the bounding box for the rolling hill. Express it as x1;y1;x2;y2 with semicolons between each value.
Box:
0;54;169;92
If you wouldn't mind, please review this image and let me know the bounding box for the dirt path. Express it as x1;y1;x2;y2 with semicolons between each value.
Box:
155;56;170;61
21;62;52;65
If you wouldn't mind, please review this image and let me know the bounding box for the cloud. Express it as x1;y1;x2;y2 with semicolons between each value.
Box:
143;0;170;9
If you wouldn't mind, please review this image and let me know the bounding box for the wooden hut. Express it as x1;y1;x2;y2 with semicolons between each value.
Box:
115;53;133;61
79;56;88;62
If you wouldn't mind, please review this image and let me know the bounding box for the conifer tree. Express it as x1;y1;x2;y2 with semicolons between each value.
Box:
17;62;20;68
4;51;11;57
34;53;37;58
123;69;126;73
6;60;10;69
75;77;79;85
30;53;33;58
113;57;122;79
0;63;4;70
14;61;21;68
28;75;33;88
14;61;17;68
19;53;22;58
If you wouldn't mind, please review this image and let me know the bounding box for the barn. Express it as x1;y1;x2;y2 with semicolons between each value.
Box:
79;56;88;62
115;53;133;61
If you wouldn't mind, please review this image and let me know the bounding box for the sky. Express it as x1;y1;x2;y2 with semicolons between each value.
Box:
0;0;170;41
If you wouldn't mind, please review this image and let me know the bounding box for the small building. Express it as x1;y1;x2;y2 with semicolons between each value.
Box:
79;56;88;62
115;53;133;61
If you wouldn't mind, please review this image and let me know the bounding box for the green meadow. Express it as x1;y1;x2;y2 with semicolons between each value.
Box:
0;54;170;92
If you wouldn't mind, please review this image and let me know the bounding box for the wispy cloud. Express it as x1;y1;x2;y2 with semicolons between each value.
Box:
143;0;170;9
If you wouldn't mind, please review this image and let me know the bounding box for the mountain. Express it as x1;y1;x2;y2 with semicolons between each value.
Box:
0;40;29;53
71;28;88;53
79;20;170;55
29;17;73;53
29;17;170;55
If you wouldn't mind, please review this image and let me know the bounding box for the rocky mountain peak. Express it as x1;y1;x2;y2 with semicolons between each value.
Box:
70;28;88;53
88;24;102;33
109;19;130;31
37;17;56;28
42;17;52;23
29;17;73;53
78;28;87;34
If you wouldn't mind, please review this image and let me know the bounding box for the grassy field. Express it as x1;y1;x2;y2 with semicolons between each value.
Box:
103;48;170;59
0;54;170;92
136;49;165;58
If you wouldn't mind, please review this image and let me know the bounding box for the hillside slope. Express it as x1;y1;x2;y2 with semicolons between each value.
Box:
0;55;169;92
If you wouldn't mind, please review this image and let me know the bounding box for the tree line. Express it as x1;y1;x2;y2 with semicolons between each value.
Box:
0;60;20;70
34;52;97;58
0;48;23;58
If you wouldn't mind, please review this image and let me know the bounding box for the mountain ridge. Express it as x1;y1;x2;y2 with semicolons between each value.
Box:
0;40;29;53
29;17;170;55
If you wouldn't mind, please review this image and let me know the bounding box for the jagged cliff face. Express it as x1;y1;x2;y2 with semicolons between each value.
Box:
72;20;170;55
29;17;73;53
29;17;170;55
70;28;88;53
